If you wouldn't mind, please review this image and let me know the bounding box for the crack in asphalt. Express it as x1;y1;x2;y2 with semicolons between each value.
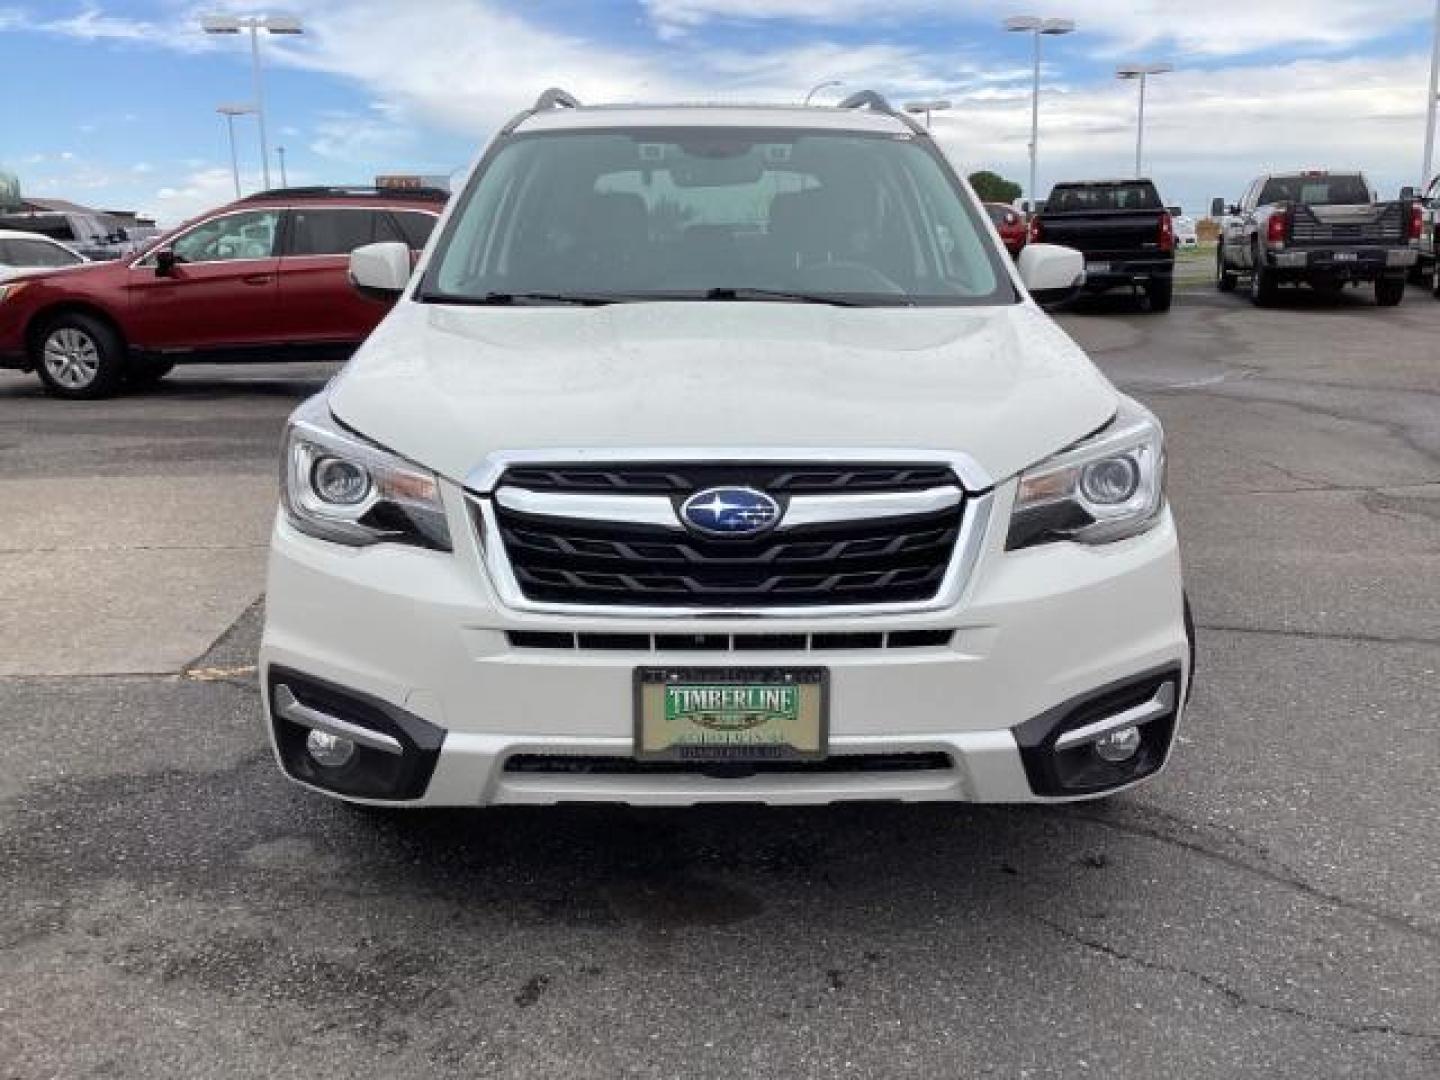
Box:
1069;808;1440;946
1195;622;1440;649
1030;913;1440;1044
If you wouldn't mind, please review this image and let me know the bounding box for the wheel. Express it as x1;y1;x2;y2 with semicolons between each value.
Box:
1216;243;1237;292
1145;276;1174;312
1249;243;1278;307
1375;275;1405;307
32;313;128;399
124;360;175;389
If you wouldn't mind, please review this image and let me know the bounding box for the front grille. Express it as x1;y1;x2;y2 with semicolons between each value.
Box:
489;502;962;608
503;751;953;776
506;629;955;651
498;462;957;494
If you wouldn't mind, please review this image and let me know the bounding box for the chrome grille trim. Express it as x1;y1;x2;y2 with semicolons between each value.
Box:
493;484;964;531
466;446;995;495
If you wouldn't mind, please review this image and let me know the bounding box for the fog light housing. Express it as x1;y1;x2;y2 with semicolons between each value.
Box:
1092;724;1142;763
268;669;446;800
306;728;356;769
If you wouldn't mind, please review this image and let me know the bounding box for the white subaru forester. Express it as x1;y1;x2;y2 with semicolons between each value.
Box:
260;90;1191;808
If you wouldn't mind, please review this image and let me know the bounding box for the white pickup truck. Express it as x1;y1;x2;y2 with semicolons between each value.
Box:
1212;171;1419;307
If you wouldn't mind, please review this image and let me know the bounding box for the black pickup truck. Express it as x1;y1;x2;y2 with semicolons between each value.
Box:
1028;179;1175;311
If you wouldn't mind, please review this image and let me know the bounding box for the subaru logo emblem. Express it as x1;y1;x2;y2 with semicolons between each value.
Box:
680;487;781;537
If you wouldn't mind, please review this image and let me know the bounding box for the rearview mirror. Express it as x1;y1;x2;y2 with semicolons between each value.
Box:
349;241;411;302
154;249;177;277
1209;197;1226;218
1017;243;1084;307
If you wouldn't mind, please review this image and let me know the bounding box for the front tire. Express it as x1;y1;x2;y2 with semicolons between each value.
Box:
33;313;128;399
1375;275;1405;307
1216;244;1237;292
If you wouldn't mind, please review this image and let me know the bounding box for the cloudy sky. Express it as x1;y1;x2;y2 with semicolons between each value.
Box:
1;0;1436;224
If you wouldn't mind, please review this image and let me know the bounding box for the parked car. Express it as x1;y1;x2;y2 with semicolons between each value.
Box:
1213;171;1418;306
0;210;132;261
258;89;1191;811
1170;213;1199;248
0;185;446;397
1027;179;1175;311
1410;173;1440;297
0;229;88;281
985;202;1027;256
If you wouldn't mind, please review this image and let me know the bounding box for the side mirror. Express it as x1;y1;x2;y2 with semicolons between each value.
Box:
348;241;411;303
1210;197;1226;218
1017;242;1084;307
1400;186;1416;201
154;249;177;277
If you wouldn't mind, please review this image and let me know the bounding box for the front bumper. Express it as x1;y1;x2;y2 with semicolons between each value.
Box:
259;481;1190;807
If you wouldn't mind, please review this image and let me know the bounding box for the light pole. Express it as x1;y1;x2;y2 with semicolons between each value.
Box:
216;103;255;198
904;99;952;129
804;79;843;105
1424;0;1440;187
1116;63;1173;178
1004;14;1076;212
202;13;304;191
276;145;288;187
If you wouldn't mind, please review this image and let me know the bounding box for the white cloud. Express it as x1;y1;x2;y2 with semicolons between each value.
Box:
642;0;1430;58
26;3;212;52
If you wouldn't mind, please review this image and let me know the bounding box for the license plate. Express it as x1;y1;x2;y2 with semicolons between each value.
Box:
1086;261;1110;274
1334;252;1359;262
634;667;828;762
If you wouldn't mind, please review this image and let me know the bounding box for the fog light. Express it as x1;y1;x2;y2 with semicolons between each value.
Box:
1093;725;1142;763
305;728;356;769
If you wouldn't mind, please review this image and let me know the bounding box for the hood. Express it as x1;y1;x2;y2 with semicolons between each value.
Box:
329;300;1117;488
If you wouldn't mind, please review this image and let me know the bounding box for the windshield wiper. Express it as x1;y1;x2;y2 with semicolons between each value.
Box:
417;290;623;306
702;287;885;307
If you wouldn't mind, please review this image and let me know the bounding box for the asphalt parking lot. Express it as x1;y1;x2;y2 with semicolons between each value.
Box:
1;287;1437;1078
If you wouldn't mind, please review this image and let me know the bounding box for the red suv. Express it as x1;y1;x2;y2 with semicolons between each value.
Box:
984;202;1027;257
0;186;445;398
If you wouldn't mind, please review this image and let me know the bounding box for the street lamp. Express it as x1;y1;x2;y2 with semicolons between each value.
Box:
1423;0;1440;187
1116;63;1173;179
804;79;843;105
903;99;952;129
1004;14;1076;213
216;103;255;198
276;145;288;187
202;13;304;191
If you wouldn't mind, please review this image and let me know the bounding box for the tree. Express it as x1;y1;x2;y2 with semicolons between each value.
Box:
968;170;1022;205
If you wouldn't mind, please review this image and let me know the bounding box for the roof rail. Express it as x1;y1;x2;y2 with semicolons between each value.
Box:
534;87;581;111
237;185;449;204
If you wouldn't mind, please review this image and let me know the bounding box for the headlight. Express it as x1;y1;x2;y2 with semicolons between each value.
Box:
1007;398;1165;550
0;283;30;303
281;395;451;550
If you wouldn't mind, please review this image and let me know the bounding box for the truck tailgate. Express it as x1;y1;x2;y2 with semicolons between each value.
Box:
1288;202;1408;246
1036;211;1165;259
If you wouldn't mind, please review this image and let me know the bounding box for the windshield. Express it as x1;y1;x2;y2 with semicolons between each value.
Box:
1258;175;1370;206
1046;183;1162;212
423;127;1013;306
